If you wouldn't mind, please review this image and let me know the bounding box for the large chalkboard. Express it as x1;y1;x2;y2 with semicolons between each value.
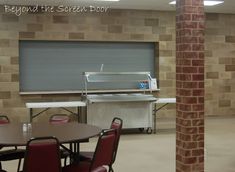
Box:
19;41;155;93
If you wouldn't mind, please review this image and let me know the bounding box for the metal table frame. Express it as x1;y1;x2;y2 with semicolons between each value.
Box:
153;98;176;134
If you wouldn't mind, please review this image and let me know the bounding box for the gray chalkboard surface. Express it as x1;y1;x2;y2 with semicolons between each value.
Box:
19;41;155;93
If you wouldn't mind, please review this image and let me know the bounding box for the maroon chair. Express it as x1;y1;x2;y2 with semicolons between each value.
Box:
0;115;25;172
49;114;70;124
23;136;62;172
91;167;107;172
49;114;71;166
80;117;123;172
0;116;9;125
62;129;117;172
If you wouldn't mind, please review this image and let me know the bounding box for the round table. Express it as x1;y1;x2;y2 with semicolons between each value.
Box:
0;122;101;146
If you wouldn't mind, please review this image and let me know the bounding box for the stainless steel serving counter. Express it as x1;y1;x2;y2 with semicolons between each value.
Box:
83;72;158;133
86;94;157;103
85;93;157;133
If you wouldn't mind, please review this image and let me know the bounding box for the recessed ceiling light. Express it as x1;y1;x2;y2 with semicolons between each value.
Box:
94;0;120;1
169;0;224;6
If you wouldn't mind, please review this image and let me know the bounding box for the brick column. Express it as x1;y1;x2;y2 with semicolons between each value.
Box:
176;0;205;172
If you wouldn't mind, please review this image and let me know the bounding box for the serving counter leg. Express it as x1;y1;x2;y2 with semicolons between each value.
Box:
154;104;157;134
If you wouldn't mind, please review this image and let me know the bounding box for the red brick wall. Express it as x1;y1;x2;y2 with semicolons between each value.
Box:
176;0;205;171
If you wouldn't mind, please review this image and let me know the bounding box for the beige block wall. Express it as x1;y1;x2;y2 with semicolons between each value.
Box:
0;6;234;122
205;13;235;116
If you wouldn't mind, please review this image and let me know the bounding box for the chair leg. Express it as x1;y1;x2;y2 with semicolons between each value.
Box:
17;158;22;172
64;156;67;167
69;143;73;164
109;166;114;172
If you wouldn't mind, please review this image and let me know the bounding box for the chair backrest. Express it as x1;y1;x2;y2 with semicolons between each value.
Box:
49;114;70;124
0;115;10;124
23;136;62;172
110;117;123;163
90;129;117;171
91;166;107;172
0;115;10;149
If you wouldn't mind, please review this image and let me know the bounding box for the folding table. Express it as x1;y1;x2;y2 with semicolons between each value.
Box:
25;101;87;122
153;98;176;134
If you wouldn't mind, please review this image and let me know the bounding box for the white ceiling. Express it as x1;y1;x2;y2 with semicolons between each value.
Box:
1;0;235;14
